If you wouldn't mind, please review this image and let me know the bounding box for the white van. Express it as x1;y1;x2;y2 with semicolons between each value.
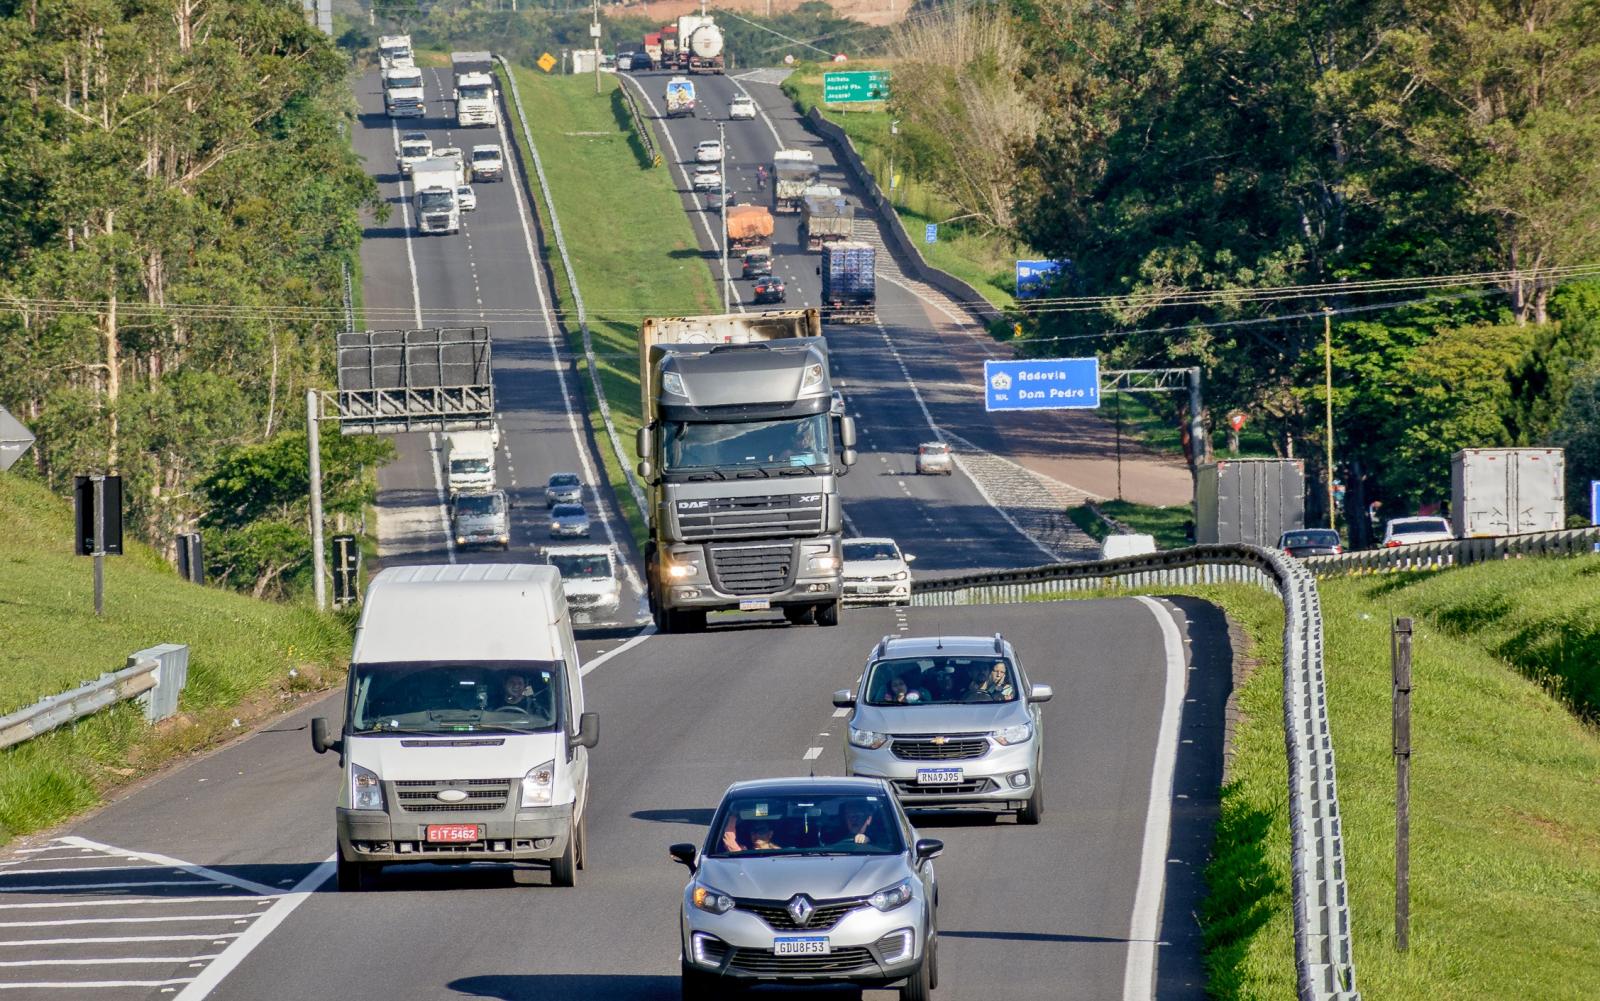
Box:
312;564;597;890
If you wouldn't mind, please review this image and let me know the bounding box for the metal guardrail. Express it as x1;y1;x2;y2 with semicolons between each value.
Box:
1306;525;1600;577
495;56;650;522
913;547;1360;1001
0;644;189;751
616;78;662;168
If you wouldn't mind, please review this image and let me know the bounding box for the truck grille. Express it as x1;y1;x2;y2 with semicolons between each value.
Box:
709;543;795;595
733;897;867;931
393;777;513;813
891;737;990;761
676;493;825;542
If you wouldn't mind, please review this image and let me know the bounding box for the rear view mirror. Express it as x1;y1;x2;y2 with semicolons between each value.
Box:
636;459;655;481
1029;684;1054;704
575;711;600;749
636;425;655;459
831;689;855;709
840;448;857;469
914;838;944;862
310;717;342;757
669;842;698;872
904;554;917;563
839;416;857;449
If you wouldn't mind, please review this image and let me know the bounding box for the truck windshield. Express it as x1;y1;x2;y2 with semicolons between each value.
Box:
458;85;491;100
472;150;499;163
454;493;505;516
663;414;829;472
348;660;563;735
451;458;490;475
402;144;430;158
386;73;422;89
550;554;612;579
418;190;454;210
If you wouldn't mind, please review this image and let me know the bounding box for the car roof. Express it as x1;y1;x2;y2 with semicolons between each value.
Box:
723;776;891;799
1390;515;1448;524
471;144;500;152
547;472;580;482
544;544;612;557
873;634;1008;660
845;536;898;546
919;441;948;448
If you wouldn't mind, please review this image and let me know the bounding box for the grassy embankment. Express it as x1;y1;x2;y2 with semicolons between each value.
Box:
0;476;351;844
1066;499;1192;550
780;61;1029;311
500;65;720;551
1038;557;1600;998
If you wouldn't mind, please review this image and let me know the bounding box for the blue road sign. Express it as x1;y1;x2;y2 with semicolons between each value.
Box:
925;223;937;244
985;358;1100;412
1015;259;1067;300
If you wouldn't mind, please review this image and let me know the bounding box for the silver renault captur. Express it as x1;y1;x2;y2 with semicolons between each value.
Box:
835;634;1052;824
671;777;942;1001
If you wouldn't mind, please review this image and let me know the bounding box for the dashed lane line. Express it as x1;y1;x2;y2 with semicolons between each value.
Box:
0;980;197;991
802;747;824;761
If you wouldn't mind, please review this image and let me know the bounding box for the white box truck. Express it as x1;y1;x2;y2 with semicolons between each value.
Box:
443;429;496;492
311;564;598;890
411;159;461;235
451;51;498;128
1450;447;1565;537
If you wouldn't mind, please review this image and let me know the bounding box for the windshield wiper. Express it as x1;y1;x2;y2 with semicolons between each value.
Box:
350;726;458;737
677;468;726;480
735;467;771;478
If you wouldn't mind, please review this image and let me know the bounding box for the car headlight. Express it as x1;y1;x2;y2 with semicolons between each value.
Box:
848;727;888;749
890;570;909;581
868;878;914;912
993;722;1034;746
349;762;383;811
550;522;561;531
455;536;467;545
498;535;509;544
520;760;555;808
690;881;735;915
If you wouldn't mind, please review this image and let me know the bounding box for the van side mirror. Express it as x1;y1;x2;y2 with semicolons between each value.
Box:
914;838;944;862
1029;684;1054;704
669;842;698;872
575;712;600;749
831;689;855;709
311;717;342;756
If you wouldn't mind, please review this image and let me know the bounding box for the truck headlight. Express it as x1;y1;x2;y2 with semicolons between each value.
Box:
349;763;384;811
665;560;698;579
662;372;686;397
800;363;824;391
456;536;467;545
520;760;555;807
807;555;837;571
868;878;914;912
848;727;888;749
993;722;1033;746
690;881;735;915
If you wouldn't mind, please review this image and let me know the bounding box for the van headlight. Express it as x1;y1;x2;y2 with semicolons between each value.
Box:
868;878;914;912
890;570;909;581
690;881;735;915
848;727;888;750
993;722;1033;746
520;760;555;807
349;763;384;811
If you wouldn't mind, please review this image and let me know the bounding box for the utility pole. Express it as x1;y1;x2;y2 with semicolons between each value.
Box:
307;390;327;612
1324;309;1336;529
1185;366;1205;483
1392;617;1413;952
719;119;730;312
591;0;602;95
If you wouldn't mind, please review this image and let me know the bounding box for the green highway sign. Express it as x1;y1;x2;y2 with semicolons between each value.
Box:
823;70;890;104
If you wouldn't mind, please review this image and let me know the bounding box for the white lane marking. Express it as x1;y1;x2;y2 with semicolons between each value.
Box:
802;747;823;760
0;934;240;947
386;121;425;327
0;980;196;990
0;864;177;877
54;839;284;897
172;856;335;1001
494;101;643;596
8;847;95;855
0;897;268;912
0;914;261;928
579;626;655;677
832;707;849;718
0;880;212;895
427;433;457;564
1123;596;1187;1001
0;957;222;968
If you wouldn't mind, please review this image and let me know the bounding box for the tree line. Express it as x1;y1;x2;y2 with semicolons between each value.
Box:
0;0;389;598
886;0;1600;543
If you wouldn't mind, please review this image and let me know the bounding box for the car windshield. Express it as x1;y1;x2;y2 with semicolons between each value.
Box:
418;190;453;210
549;474;579;488
919;444;949;455
708;791;905;858
402;143;430;157
1282;530;1338;547
549;554;611;579
553;504;585;518
844;542;900;562
1391;519;1449;535
348;660;562;735
864;655;1018;706
454;493;504;516
663;414;830;472
472;149;499;162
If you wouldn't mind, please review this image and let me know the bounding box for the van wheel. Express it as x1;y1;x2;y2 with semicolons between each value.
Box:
335;850;376;892
575;811;589;871
549;821;578;887
815;599;840;627
1017;775;1043;826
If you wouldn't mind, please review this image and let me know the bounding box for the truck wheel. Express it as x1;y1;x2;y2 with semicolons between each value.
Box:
673;608;707;632
783;604;815;625
335;850;376;892
814;599;841;627
549;820;578;887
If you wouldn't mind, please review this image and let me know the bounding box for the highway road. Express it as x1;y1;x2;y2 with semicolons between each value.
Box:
0;63;1225;1001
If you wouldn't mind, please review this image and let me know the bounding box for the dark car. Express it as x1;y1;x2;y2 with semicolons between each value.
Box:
752;276;786;304
1279;528;1343;557
741;251;773;279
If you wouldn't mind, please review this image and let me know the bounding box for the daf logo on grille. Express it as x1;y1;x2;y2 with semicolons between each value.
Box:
436;789;468;803
677;501;709;509
930;735;949;745
786;894;816;927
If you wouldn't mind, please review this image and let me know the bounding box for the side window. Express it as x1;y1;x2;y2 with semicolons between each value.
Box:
559;612;583;725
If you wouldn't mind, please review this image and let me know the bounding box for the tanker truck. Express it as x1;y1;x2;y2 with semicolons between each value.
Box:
634;309;858;632
677;13;725;74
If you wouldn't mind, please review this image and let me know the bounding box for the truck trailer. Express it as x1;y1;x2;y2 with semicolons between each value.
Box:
1450;447;1565;537
725;204;774;253
1195;458;1305;546
378;34;415;71
676;13;725;73
634;309;858;632
451;51;498;128
802;192;854;251
819;242;876;323
773;149;819;214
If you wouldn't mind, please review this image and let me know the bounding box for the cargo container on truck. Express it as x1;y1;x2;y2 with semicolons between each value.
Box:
773;149;819;214
643;32;663;67
443;429;497;494
1195;458;1305;546
819;242;876;323
664;76;696;118
382;66;425;118
451;51;498;128
378;34;415;71
310;564;598;890
803;193;854;251
412;159;461;235
677;13;724;73
725;204;774;253
660;24;680;68
1450;448;1565;537
633;310;858;632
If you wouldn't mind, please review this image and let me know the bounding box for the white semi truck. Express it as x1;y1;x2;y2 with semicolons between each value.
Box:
675;13;724;74
378;34;415;71
451;51;498;128
382;65;425;118
411;159;461;235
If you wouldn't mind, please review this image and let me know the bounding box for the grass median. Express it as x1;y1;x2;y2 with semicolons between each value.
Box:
0;476;350;843
499;65;720;552
1029;559;1600;999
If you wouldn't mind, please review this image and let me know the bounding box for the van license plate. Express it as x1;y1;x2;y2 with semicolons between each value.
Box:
425;824;481;843
773;937;830;955
916;768;963;785
739;599;771;611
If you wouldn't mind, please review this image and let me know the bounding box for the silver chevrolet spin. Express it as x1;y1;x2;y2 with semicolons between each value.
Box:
836;634;1051;823
671;777;942;1001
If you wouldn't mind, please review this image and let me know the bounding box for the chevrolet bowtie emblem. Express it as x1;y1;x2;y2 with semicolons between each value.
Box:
930;735;948;745
786;894;815;927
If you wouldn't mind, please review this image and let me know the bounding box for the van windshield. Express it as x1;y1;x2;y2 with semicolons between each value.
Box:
348;660;563;735
549;554;612;579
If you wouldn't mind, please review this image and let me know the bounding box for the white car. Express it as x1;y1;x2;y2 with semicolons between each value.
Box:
397;133;432;176
691;166;722;191
728;94;756;120
470;144;505;182
456;185;477;211
1383;516;1456;547
694;139;723;163
841;537;915;606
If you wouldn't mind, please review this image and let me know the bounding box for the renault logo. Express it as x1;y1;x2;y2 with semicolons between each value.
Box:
786;894;815;927
436;789;468;803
